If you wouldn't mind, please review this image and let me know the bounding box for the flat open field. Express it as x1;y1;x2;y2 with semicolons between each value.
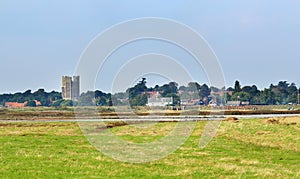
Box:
0;117;299;178
1;105;300;121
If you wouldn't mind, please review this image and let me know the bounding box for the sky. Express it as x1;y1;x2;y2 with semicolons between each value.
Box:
1;0;300;93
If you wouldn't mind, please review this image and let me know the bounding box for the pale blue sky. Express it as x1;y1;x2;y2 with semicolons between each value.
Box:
1;1;300;93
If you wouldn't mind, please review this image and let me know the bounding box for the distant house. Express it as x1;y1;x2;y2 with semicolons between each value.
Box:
226;101;241;106
147;97;173;107
5;102;26;108
5;100;41;108
144;91;161;97
241;101;250;106
209;100;217;107
181;99;203;106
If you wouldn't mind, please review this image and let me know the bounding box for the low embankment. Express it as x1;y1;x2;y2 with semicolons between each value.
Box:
0;106;300;121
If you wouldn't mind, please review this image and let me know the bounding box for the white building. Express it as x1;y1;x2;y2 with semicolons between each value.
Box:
147;97;173;107
226;101;241;106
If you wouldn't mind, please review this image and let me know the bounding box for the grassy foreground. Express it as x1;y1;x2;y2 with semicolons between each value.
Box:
0;117;299;178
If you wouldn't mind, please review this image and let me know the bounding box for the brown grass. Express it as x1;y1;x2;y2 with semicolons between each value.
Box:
265;117;300;125
222;117;239;123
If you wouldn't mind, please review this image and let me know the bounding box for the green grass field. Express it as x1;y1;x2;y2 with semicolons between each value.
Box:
0;117;299;178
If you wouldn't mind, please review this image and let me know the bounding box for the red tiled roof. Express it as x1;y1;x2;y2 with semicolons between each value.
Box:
5;102;26;108
5;100;41;108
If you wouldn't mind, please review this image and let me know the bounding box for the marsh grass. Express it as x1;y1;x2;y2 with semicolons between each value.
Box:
1;105;300;121
0;118;299;178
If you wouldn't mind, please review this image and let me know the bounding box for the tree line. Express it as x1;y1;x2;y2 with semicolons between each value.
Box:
0;80;299;107
227;80;299;105
0;89;62;107
74;79;300;106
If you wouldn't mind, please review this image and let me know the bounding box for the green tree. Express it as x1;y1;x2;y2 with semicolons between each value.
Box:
26;100;36;107
160;82;178;97
60;100;73;107
48;91;62;101
130;94;148;106
231;91;251;102
187;82;200;92
258;89;275;105
127;78;148;106
199;84;210;99
78;91;95;106
287;83;298;103
270;81;292;104
242;85;260;104
52;99;63;107
111;92;127;106
234;80;242;93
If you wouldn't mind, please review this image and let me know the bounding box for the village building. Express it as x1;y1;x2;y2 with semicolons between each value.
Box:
226;101;241;106
5;100;41;108
146;92;173;107
147;97;173;107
